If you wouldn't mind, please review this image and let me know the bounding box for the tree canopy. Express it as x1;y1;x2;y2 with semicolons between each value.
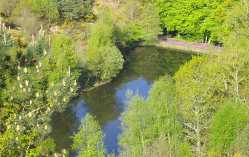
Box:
1;0;249;157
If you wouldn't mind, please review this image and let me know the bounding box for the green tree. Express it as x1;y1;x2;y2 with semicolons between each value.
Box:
0;30;79;157
87;8;124;81
155;0;239;43
224;0;249;40
72;114;105;157
208;100;249;156
174;56;224;157
114;0;161;46
119;95;151;156
1;0;59;21
47;34;79;82
56;0;93;21
120;77;184;157
216;44;249;100
219;0;249;101
25;0;59;22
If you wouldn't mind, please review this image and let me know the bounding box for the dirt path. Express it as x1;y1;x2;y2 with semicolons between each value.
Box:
157;37;223;54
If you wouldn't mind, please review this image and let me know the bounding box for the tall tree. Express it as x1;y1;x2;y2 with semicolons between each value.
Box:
87;8;124;82
114;0;161;46
208;100;249;156
174;56;223;157
72;114;105;157
120;77;187;157
155;0;239;43
0;29;79;157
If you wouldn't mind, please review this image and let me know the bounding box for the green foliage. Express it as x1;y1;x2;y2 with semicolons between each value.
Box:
0;24;18;101
10;4;43;35
72;114;105;157
174;45;249;156
217;5;249;99
174;55;232;156
224;0;249;40
208;101;249;156
231;124;249;156
217;46;249;100
1;0;94;27
120;77;183;157
56;0;94;21
1;1;249;156
121;137;192;157
24;0;59;22
87;9;124;81
0;29;79;156
115;0;161;45
48;34;79;82
175;56;211;111
119;96;149;156
155;0;239;43
221;1;249;101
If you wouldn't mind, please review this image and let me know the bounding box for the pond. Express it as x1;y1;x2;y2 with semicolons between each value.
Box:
50;46;193;156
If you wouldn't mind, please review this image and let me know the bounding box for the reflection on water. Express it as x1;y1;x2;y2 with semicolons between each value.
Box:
104;78;152;154
51;46;193;155
73;100;89;120
115;78;151;110
103;119;122;155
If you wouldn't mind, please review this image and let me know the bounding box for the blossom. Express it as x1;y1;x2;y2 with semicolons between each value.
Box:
70;87;74;92
25;80;29;86
28;112;32;117
35;92;40;98
24;67;28;73
62;79;66;86
16;125;20;131
43;49;47;56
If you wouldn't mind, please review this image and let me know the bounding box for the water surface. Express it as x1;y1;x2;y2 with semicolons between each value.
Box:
51;46;193;155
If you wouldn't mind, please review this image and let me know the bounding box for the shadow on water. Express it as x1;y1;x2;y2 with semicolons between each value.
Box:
50;46;193;155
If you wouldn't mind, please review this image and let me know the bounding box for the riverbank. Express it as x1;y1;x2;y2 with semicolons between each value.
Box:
157;37;223;54
82;38;219;92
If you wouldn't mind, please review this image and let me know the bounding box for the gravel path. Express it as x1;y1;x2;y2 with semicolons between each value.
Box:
158;36;222;54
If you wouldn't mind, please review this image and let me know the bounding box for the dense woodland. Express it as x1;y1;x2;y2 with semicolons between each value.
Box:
0;0;249;157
